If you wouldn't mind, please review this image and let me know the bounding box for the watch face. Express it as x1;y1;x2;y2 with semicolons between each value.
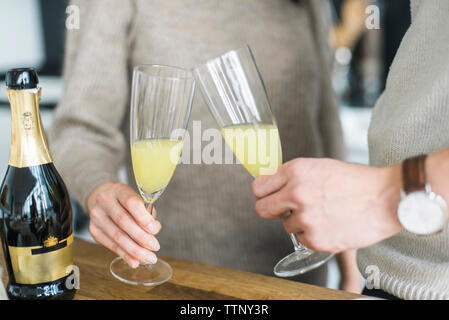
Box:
398;191;448;235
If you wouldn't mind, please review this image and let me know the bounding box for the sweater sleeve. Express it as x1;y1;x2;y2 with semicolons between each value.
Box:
48;0;134;212
368;0;449;167
308;0;347;161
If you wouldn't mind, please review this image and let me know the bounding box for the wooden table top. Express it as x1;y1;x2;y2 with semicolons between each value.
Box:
1;238;361;300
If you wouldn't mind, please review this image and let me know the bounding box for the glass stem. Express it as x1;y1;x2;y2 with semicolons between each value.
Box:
283;210;311;253
141;201;156;268
145;201;154;217
289;233;310;253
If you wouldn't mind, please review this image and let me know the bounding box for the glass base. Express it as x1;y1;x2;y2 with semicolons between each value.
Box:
274;250;334;277
110;257;172;286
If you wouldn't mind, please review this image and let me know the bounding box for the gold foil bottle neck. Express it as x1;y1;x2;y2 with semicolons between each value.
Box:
7;88;53;168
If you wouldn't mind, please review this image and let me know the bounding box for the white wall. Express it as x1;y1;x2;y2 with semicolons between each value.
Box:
0;0;45;72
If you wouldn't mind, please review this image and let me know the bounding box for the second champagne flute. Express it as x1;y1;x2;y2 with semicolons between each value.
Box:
110;64;195;286
194;45;333;277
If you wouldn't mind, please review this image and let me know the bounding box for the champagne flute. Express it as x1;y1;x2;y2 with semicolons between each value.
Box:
194;45;333;277
110;64;195;285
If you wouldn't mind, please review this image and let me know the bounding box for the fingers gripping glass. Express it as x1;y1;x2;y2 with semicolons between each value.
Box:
194;45;333;277
110;65;195;285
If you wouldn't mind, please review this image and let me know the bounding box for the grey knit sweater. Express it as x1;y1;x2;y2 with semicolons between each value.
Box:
358;0;449;300
49;0;344;276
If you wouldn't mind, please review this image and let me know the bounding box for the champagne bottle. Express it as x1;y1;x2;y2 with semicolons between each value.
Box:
0;68;76;300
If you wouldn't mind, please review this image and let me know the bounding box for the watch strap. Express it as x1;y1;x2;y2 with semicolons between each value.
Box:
402;155;427;194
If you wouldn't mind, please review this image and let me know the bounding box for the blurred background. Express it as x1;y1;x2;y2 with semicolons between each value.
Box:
0;0;411;288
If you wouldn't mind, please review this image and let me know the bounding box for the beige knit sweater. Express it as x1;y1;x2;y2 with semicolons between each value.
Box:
49;0;344;277
358;0;449;299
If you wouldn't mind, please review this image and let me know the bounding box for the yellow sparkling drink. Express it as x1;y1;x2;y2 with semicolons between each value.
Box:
221;124;282;177
131;139;183;200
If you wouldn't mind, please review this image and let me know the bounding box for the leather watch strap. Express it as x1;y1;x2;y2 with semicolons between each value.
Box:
402;155;427;194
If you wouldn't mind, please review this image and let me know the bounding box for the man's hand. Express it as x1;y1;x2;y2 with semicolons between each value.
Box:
252;158;403;253
87;182;161;268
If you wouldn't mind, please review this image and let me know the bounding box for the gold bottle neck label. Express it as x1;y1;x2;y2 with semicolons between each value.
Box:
7;88;53;168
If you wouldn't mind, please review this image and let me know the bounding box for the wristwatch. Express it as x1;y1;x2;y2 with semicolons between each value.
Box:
397;155;448;235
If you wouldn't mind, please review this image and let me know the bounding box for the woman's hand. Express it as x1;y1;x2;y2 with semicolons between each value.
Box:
87;182;161;268
252;158;403;253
